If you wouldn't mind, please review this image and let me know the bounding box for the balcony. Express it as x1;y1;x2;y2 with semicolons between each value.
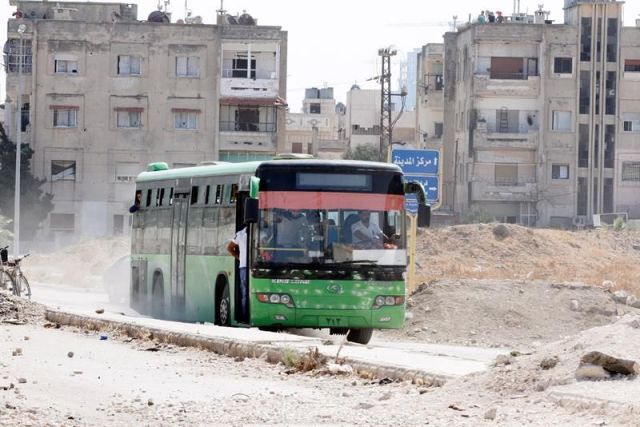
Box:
473;74;539;98
471;181;538;202
220;69;279;99
474;122;539;150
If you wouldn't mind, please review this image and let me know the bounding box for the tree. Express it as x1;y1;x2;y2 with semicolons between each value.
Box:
342;144;384;162
0;123;53;241
0;215;12;247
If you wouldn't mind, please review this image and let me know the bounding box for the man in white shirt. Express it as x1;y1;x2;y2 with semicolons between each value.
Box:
351;211;386;248
227;226;248;321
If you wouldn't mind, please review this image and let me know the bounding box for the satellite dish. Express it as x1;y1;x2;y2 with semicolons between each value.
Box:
148;11;170;23
238;13;255;25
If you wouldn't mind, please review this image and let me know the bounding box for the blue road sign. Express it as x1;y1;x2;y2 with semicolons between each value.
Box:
391;149;439;175
404;176;439;213
392;149;440;212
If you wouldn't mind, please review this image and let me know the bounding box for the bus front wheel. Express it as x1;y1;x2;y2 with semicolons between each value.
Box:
151;274;164;318
217;283;231;326
346;328;373;345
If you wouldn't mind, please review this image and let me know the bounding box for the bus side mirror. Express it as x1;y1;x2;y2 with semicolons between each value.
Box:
418;204;431;228
244;198;259;224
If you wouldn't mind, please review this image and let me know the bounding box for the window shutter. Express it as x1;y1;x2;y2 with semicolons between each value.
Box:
176;57;187;76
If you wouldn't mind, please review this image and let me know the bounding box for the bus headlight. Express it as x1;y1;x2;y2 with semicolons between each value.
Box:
373;295;405;309
256;293;295;308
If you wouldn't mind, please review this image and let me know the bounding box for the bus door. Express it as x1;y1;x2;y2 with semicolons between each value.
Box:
234;189;249;323
171;191;189;311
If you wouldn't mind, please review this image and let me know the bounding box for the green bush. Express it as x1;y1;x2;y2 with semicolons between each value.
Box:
461;208;494;224
613;217;625;232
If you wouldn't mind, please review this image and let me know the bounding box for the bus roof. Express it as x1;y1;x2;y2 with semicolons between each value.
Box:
135;159;402;183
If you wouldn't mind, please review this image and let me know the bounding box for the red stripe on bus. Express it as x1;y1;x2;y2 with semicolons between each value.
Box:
258;192;405;211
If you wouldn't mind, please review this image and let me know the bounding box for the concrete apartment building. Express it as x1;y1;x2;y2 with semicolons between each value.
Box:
4;1;287;246
285;87;348;159
416;43;444;151
442;0;640;227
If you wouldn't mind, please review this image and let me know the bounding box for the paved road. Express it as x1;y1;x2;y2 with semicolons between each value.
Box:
30;282;507;379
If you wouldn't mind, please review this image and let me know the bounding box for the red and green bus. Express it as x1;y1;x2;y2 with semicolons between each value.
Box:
130;157;429;344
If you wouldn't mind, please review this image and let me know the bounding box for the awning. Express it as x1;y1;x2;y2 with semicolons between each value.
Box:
220;97;286;107
171;108;201;113
49;105;79;110
114;107;144;112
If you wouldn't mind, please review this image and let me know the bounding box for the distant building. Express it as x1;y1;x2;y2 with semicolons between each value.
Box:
399;48;421;112
440;0;640;226
285;87;347;159
4;1;287;246
346;86;416;153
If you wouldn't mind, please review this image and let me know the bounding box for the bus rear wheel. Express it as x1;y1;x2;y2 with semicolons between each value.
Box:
346;328;373;345
217;283;230;326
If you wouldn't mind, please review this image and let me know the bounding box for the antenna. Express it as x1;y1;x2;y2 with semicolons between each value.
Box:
217;0;226;15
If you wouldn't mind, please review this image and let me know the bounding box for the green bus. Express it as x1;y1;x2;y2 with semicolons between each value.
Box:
130;157;429;344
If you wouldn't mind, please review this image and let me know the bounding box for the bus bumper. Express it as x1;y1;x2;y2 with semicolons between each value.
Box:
250;304;405;329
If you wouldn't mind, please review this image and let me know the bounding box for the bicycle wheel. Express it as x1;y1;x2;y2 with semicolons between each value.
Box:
16;275;31;300
0;270;14;292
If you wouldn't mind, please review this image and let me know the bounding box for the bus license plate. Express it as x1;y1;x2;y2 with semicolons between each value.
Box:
324;317;344;326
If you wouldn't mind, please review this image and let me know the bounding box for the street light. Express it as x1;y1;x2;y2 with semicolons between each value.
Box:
13;23;26;257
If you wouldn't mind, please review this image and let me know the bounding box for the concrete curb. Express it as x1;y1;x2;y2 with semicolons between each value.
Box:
45;309;448;387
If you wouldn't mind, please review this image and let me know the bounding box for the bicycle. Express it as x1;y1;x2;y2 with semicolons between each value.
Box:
5;253;31;300
0;246;16;294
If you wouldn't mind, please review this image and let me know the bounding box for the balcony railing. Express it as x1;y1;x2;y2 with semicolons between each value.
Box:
222;69;277;79
220;121;276;132
484;123;538;134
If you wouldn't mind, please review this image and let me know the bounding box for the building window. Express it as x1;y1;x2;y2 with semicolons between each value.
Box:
625;59;640;73
580;17;592;62
623;113;640;132
553;57;572;74
434;122;443;138
117;55;141;76
54;59;78;74
176;56;200;77
51;160;76;181
115;162;139;182
435;75;444;91
231;56;256;78
291;142;303;153
495;164;518;186
622;162;640;182
52;108;77;128
6;39;32;73
552;164;569;180
50;213;75;231
490;57;537;80
552;111;571;132
173;110;198;130
607;18;618;63
309;103;321;114
116;109;142;128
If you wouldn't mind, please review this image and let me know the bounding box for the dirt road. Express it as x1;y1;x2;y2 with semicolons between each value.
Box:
2;318;638;426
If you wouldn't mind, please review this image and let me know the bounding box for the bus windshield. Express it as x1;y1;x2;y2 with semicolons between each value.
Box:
255;205;406;267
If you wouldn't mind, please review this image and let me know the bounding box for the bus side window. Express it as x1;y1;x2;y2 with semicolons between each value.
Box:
146;189;152;207
191;186;199;205
169;188;174;205
215;185;223;205
155;188;161;206
204;185;211;205
230;184;238;204
159;188;165;206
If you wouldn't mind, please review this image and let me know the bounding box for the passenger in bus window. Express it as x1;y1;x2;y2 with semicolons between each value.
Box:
351;211;386;249
275;209;309;247
129;191;142;213
227;226;248;321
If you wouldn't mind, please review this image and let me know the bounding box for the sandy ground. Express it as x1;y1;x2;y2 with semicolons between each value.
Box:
1;315;638;426
380;279;635;350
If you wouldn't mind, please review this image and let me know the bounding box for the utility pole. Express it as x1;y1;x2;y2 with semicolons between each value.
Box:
14;23;26;257
378;47;396;162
